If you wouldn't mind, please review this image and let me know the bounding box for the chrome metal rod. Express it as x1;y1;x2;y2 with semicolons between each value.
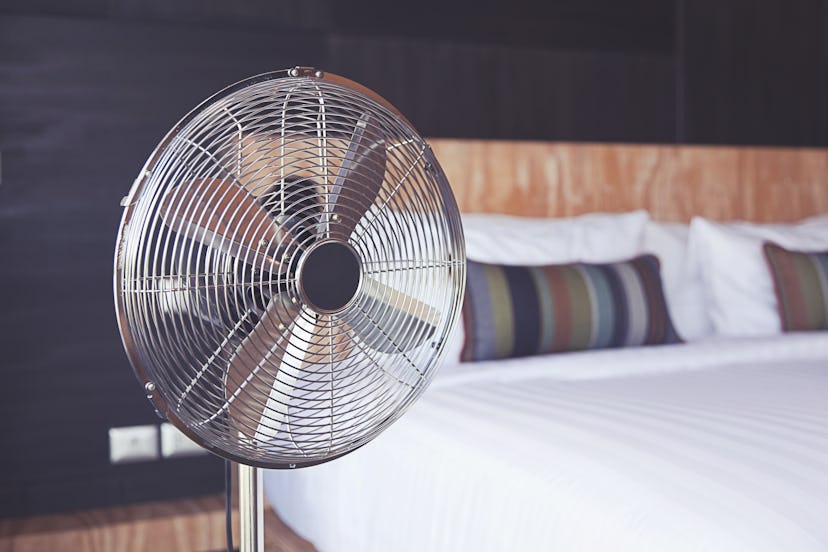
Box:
238;463;264;552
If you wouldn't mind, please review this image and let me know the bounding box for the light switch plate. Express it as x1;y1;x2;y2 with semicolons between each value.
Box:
109;425;159;464
160;422;207;458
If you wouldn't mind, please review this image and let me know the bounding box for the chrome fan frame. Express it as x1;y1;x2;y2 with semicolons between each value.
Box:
113;67;466;469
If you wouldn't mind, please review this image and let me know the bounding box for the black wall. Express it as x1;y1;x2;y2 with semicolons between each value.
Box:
681;0;828;146
0;14;326;519
1;0;827;518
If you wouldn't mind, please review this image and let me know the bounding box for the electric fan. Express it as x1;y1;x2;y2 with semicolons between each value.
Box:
113;67;465;551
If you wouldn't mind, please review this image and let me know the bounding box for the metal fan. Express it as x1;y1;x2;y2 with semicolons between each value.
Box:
113;67;465;551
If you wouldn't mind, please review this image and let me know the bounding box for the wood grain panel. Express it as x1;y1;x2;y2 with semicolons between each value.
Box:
0;496;315;552
429;139;828;222
0;496;230;552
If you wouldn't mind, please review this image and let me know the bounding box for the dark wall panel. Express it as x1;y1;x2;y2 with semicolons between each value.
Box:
681;0;826;145
328;36;676;142
2;0;674;54
0;14;325;518
0;0;331;31
333;0;675;53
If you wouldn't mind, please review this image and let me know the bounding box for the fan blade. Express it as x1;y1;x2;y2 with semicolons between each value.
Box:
160;178;287;272
346;278;439;354
326;114;387;236
226;308;354;443
224;295;301;441
152;275;225;327
259;175;323;248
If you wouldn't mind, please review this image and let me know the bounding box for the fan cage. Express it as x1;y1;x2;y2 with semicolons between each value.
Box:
114;69;466;468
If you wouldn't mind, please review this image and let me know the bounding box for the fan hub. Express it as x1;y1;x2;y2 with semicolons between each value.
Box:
297;241;362;313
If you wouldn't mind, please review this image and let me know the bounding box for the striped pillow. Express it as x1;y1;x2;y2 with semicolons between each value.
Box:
763;242;828;332
461;255;681;361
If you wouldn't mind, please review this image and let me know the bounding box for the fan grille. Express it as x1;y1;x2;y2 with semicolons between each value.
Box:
114;69;465;468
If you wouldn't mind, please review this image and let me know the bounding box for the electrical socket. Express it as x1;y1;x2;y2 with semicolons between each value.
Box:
160;422;207;458
109;425;159;464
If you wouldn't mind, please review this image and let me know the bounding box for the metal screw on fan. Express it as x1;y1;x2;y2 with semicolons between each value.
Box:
113;67;466;551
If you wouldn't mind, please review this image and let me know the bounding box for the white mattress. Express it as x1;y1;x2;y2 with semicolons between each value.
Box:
264;333;828;551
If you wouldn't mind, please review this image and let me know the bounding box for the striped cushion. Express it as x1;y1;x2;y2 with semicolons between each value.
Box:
763;242;828;332
461;255;681;361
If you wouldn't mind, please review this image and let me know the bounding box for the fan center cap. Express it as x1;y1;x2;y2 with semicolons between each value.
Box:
297;241;362;313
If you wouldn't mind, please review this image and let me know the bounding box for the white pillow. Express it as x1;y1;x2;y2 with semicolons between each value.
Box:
643;221;688;301
440;321;465;367
461;210;649;265
439;211;650;366
688;214;828;336
643;221;713;340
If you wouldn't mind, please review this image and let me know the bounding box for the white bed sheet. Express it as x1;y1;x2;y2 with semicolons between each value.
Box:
264;333;828;551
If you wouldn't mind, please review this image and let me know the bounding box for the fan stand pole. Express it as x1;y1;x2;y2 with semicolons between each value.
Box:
238;463;264;552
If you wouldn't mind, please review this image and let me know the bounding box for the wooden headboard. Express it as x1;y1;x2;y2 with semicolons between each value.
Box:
429;139;828;223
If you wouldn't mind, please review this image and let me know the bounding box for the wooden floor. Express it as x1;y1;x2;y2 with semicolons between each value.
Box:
0;495;316;552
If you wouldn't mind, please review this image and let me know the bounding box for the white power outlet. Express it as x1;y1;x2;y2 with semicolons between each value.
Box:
109;425;159;464
160;422;207;458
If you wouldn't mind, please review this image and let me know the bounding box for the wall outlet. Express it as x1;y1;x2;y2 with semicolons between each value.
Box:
109;425;159;464
160;422;207;458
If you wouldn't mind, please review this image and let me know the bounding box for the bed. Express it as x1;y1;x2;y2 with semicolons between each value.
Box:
263;140;828;551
